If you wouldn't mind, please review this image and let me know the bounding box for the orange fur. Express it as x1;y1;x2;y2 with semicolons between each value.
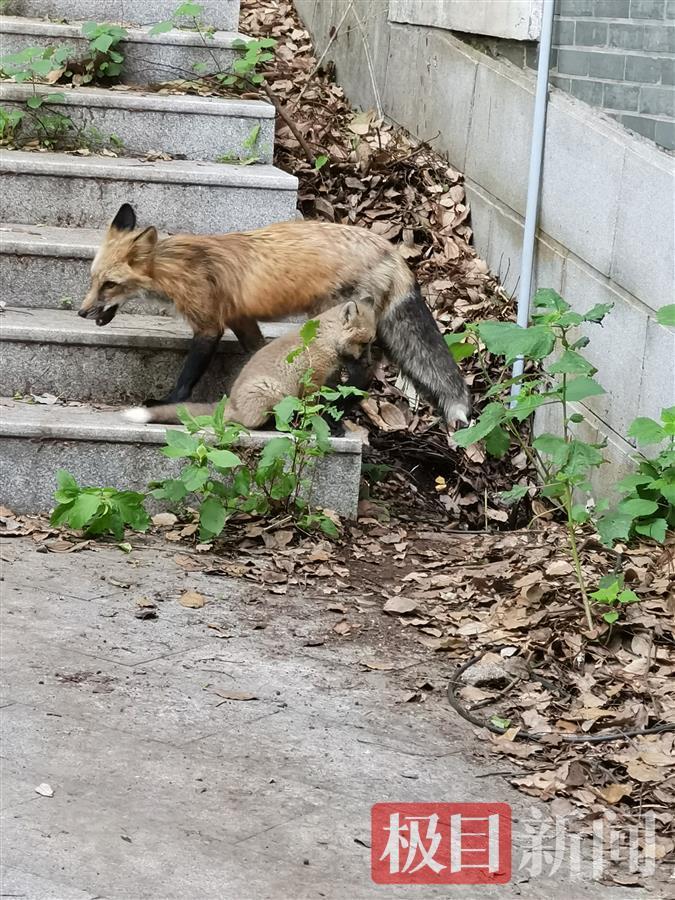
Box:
81;218;413;339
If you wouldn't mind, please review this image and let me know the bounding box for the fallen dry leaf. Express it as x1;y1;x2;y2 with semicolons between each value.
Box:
212;689;258;702
35;783;54;797
179;591;206;609
383;596;418;615
152;512;177;526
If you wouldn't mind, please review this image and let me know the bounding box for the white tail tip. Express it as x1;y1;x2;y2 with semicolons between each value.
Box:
123;407;151;424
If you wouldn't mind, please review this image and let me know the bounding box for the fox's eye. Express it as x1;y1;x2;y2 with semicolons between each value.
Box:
100;280;117;293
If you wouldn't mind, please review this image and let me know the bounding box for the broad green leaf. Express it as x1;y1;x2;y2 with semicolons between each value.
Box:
571;503;590;524
445;333;476;362
181;464;209;492
56;469;78;495
26;95;44;109
299;318;319;346
563;376;605;402
511;392;555;420
498;484;529;504
149;20;174;35
532;288;568;313
635;518;668;542
563;440;604;476
199;496;227;538
309;414;331;451
452;402;506;447
616;472;655;492
596;511;633;547
314;154;328;170
618;497;659;517
273;396;301;428
162;428;199;458
153;479;188;502
533;433;570;467
65;492;103;529
92;34;114;53
603;611;620;624
207;448;242;469
50;501;75;527
318;516;339;538
656;304;675;327
660;482;675;504
477;322;555;362
618;589;640;604
490;715;511;730
485;425;510;459
628;417;666;446
176;1;204;15
548;349;595;375
582;302;613;323
258;436;294;470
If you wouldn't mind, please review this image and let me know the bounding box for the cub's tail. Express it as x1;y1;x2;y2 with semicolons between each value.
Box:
378;283;470;425
123;403;218;425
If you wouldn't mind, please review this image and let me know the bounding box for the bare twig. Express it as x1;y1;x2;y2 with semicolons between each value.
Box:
261;81;316;166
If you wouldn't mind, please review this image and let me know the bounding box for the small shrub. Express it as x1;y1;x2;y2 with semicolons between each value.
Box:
50;470;149;540
598;407;675;546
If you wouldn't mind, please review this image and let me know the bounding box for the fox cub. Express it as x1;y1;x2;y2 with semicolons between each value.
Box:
124;300;376;429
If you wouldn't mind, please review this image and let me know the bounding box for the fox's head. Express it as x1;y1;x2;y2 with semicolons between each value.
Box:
78;203;158;326
336;300;377;364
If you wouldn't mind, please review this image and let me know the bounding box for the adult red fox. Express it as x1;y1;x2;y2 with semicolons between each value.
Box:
124;299;376;428
78;204;470;425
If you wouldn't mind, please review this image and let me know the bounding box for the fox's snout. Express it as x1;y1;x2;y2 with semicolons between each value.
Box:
78;299;119;326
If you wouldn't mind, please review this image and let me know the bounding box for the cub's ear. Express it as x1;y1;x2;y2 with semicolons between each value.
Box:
341;300;359;324
110;203;137;232
130;226;158;261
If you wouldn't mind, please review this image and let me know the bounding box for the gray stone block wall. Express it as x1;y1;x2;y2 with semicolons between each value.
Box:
552;0;675;150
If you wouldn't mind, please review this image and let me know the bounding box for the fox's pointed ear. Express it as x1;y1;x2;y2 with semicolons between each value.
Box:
110;203;137;232
130;226;158;261
341;300;358;323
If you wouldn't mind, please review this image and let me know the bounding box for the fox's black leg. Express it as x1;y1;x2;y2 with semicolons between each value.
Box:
229;317;265;353
144;333;222;407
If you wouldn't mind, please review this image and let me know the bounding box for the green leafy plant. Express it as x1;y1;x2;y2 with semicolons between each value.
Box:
0;45;71;146
656;303;675;327
220;37;276;89
598;407;675;546
0;23;127;149
50;470;149;540
0;106;24;143
217;123;262;165
79;22;127;82
590;575;640;625
449;289;615;629
150;2;210;35
151;322;366;541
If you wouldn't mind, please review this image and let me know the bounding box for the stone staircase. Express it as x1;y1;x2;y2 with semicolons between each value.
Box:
0;0;361;518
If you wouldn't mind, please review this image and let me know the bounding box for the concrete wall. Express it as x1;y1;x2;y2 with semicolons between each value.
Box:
553;0;675;151
294;0;675;491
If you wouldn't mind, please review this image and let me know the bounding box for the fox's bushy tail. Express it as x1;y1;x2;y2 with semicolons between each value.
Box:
123;402;220;425
378;283;470;425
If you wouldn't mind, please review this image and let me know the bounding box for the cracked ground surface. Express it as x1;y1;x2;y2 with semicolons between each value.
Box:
0;537;644;899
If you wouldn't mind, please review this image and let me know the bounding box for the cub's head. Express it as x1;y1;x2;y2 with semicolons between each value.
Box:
336;300;377;363
78;203;158;326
